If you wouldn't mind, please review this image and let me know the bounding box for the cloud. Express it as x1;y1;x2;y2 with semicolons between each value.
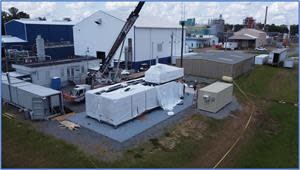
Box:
105;2;136;11
2;2;298;25
2;2;57;19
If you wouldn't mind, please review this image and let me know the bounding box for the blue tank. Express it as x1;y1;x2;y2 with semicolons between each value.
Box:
51;77;61;90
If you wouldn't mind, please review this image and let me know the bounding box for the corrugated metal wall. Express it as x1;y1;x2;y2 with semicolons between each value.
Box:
232;57;254;78
25;24;73;43
5;20;27;40
176;57;253;79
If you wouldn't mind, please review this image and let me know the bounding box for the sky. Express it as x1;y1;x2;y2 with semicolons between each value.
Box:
2;2;299;27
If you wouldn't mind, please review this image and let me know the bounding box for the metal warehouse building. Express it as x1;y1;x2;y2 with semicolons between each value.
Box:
176;51;254;79
4;19;75;59
73;10;185;70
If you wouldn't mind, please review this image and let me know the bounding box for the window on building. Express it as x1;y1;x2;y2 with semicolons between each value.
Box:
81;66;85;73
36;72;39;80
60;68;64;77
191;43;193;47
67;68;70;78
157;43;163;52
46;71;50;79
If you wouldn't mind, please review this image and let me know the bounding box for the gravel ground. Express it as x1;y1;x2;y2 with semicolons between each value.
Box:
34;94;197;161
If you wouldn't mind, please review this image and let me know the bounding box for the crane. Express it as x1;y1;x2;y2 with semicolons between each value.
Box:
101;1;145;73
63;2;145;103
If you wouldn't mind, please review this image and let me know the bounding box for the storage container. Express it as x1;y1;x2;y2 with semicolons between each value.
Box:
197;82;233;113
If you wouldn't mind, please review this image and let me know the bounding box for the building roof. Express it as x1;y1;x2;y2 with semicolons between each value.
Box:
17;83;61;97
7;19;75;26
2;35;27;43
180;51;253;64
229;34;256;40
186;37;209;41
201;82;232;93
229;28;266;40
13;56;98;68
272;48;287;54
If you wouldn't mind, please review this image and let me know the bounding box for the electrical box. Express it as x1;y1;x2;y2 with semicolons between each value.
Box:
197;82;233;113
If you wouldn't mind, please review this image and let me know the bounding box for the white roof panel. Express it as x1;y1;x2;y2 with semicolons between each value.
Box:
13;19;75;26
2;36;27;43
17;84;61;97
200;82;233;93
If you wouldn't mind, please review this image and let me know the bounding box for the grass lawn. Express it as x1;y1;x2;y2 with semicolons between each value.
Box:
2;64;298;168
226;65;298;168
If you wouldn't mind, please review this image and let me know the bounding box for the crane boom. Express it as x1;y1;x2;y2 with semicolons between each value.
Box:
101;1;145;72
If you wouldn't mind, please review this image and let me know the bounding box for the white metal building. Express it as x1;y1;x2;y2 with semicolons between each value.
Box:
73;10;185;69
12;57;100;87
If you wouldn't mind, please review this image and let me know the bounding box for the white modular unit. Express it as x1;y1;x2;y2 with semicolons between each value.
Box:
283;58;294;68
86;83;156;127
197;82;233;113
85;79;184;127
144;64;184;84
224;42;238;50
268;48;287;65
255;54;268;65
2;74;62;119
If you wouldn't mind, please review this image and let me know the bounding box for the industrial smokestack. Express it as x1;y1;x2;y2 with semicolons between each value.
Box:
263;6;268;31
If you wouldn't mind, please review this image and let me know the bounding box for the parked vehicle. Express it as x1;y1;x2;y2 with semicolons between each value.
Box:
255;47;267;51
63;84;91;102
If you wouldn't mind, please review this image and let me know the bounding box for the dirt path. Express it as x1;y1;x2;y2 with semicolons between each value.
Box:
185;103;254;168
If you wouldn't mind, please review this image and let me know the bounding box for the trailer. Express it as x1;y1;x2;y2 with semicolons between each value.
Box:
2;74;64;120
268;48;287;66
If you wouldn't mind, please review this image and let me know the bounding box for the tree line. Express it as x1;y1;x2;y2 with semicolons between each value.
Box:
224;23;298;36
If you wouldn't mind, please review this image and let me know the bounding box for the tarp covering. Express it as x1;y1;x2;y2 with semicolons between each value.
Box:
85;80;184;126
156;81;184;110
145;64;184;84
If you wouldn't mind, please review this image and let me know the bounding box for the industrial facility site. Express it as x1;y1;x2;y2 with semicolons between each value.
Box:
1;1;299;168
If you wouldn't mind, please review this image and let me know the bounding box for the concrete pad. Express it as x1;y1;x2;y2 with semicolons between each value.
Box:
197;96;241;119
68;93;194;143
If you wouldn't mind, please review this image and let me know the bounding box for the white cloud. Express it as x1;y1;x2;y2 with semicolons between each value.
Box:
2;2;57;19
2;2;298;25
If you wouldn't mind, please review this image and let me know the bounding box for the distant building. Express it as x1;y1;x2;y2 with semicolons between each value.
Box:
176;51;254;79
3;19;75;60
229;28;267;49
186;35;218;48
208;14;225;42
243;17;256;29
185;18;196;26
186;37;207;48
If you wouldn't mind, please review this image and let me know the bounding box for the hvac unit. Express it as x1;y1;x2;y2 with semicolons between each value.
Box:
197;82;233;113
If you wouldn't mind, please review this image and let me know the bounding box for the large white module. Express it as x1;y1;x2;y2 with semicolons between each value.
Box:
197;82;233;113
85;80;183;127
144;64;184;84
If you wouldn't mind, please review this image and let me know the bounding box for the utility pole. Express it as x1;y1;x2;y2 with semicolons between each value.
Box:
263;6;268;31
170;32;174;60
179;20;185;68
3;46;12;102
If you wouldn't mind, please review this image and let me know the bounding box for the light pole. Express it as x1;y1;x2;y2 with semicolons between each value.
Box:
179;20;185;68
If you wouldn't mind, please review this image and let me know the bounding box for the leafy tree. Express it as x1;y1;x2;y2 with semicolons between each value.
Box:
1;7;30;35
290;25;298;35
